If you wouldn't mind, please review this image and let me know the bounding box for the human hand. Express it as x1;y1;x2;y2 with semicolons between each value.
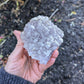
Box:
5;30;59;84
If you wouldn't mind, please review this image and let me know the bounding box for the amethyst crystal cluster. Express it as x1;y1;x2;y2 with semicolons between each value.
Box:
21;15;64;64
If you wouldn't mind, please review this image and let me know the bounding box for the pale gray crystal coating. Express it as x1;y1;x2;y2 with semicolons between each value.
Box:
21;15;64;64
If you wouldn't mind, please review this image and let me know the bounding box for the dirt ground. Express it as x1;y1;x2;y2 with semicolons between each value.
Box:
0;0;84;84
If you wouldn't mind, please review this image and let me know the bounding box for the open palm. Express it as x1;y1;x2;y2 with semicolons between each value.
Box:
5;30;59;83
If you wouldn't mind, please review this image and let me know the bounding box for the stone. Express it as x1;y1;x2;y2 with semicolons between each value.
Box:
21;15;64;64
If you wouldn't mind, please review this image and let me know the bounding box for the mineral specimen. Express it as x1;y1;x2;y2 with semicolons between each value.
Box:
21;15;64;64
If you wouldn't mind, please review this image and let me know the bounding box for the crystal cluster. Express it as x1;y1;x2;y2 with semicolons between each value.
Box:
21;15;64;64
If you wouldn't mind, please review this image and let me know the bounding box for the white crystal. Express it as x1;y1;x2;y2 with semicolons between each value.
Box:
21;15;64;64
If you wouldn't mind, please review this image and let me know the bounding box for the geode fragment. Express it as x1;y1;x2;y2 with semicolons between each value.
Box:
21;15;64;64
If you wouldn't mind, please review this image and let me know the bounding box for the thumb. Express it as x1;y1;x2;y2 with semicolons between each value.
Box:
13;30;22;44
8;30;24;60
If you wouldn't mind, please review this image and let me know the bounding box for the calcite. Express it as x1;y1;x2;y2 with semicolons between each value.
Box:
21;15;64;64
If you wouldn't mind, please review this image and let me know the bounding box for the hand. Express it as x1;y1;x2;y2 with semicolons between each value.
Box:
5;30;59;84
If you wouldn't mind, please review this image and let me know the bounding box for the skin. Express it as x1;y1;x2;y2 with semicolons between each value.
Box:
5;30;59;84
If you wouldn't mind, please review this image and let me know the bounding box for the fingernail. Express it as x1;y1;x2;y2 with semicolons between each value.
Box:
51;58;55;61
53;50;58;56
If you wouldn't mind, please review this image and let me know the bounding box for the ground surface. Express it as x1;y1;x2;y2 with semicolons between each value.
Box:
0;0;84;84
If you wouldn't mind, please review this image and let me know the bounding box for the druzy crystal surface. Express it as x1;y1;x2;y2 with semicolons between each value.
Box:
21;15;64;64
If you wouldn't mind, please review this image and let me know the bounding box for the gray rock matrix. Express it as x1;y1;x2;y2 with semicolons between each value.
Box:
21;15;64;64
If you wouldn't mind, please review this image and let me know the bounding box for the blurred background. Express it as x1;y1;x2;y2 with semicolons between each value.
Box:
0;0;84;84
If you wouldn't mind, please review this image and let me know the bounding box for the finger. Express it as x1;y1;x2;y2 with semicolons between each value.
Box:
24;49;32;61
9;30;24;60
13;30;21;41
9;43;24;60
13;30;23;45
45;50;59;69
50;49;59;59
39;50;59;72
23;55;28;63
24;49;30;57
